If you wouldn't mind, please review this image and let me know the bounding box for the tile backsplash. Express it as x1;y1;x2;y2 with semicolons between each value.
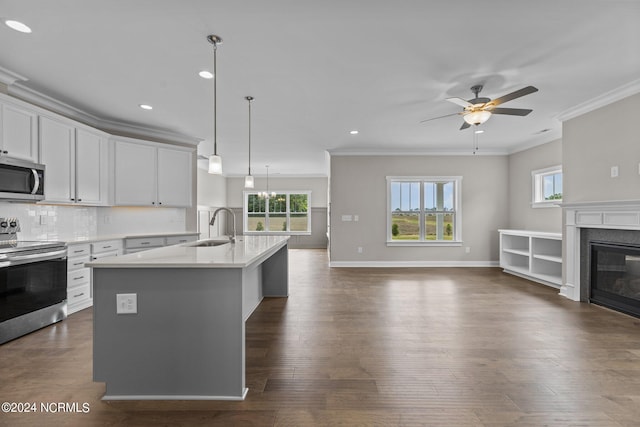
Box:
0;202;186;241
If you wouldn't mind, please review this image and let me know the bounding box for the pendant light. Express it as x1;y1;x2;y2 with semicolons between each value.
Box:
207;35;223;175
259;165;276;199
244;96;255;188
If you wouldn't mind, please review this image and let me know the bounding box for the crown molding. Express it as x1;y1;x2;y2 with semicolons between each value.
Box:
0;66;28;86
556;78;640;122
327;148;508;157
7;81;201;146
506;130;563;155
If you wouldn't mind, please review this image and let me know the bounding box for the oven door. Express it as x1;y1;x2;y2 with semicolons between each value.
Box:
0;250;67;323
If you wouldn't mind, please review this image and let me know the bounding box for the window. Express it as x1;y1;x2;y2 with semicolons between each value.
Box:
532;166;562;207
244;191;311;234
387;177;462;245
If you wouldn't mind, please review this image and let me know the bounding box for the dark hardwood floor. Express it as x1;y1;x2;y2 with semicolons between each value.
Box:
2;249;640;426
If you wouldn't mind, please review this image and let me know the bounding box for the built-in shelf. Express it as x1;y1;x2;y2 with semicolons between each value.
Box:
499;229;562;288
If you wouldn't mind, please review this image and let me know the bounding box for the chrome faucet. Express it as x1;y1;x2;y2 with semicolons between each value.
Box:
210;207;237;243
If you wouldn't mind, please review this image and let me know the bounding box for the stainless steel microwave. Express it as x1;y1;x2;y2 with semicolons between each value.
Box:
0;156;45;201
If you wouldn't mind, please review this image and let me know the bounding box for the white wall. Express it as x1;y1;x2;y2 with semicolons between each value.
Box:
0;201;189;241
197;168;227;208
507;139;563;232
563;92;640;203
329;154;509;264
97;207;186;235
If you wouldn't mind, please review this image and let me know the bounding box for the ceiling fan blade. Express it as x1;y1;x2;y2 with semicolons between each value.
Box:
490;107;533;116
460;121;471;130
419;112;460;123
446;97;473;108
491;86;538;106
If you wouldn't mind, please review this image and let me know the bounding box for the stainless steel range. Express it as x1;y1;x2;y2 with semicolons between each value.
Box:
0;217;67;344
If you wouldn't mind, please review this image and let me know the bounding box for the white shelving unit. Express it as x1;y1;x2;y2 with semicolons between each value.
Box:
499;229;562;288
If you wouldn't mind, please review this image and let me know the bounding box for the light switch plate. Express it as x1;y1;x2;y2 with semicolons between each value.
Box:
611;166;619;178
116;293;137;314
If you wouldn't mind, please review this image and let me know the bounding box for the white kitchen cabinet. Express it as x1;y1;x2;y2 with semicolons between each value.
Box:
66;243;92;314
75;128;109;204
113;138;193;207
0;97;38;162
39;116;108;205
157;147;192;207
499;229;562;288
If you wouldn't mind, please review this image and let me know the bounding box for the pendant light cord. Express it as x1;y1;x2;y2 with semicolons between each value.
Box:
248;97;251;175
213;42;218;156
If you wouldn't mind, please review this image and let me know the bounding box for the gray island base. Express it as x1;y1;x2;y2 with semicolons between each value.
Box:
89;236;288;400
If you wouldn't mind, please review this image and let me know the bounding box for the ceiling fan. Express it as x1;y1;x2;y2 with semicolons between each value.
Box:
421;85;538;130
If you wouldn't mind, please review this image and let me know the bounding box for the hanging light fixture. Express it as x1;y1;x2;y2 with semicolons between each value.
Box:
259;165;276;199
207;34;223;175
244;96;255;188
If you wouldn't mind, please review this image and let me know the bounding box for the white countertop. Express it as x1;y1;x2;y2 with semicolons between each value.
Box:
85;235;289;268
65;231;200;245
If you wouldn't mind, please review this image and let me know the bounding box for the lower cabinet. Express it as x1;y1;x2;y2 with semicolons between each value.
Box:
124;234;198;254
66;243;92;314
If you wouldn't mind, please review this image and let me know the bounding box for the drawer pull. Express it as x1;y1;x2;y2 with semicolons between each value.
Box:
141;242;150;245
179;240;187;243
73;276;85;280
73;250;84;254
102;245;112;249
73;292;85;298
73;262;84;266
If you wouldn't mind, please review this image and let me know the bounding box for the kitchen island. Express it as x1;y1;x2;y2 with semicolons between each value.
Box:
87;235;288;401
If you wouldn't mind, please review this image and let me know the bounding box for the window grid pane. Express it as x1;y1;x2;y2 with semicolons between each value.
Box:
390;178;459;242
245;192;311;234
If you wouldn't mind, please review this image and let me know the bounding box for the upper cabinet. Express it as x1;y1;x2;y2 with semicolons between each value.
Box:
113;138;193;207
39;115;109;205
0;97;38;162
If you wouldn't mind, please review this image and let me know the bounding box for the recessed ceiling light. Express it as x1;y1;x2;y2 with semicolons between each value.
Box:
474;129;484;134
199;70;214;79
350;130;359;135
4;19;32;33
139;104;153;110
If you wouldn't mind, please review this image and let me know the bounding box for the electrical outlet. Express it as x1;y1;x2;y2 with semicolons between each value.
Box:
116;293;137;314
465;247;471;254
611;166;619;178
357;246;363;253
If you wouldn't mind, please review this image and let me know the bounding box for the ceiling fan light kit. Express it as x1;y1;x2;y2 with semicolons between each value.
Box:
422;84;538;131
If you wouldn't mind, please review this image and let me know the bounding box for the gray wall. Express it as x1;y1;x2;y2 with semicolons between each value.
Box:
507;139;563;232
563;92;640;203
329;155;509;264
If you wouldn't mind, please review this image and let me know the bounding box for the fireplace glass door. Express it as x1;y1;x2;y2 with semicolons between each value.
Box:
590;242;640;318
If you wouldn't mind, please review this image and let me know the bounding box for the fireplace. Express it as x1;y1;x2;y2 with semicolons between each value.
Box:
590;241;640;317
563;200;640;311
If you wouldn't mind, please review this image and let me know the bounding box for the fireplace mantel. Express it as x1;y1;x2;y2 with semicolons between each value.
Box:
562;200;640;301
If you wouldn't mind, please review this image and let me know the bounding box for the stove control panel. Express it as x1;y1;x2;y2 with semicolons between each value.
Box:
0;217;21;234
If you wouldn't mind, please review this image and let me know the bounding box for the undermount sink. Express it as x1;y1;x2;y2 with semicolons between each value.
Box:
189;239;231;247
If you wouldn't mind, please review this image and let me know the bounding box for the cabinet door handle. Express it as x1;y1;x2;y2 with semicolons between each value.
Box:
141;242;150;245
73;276;85;280
73;250;84;254
103;245;112;249
72;262;84;266
73;292;85;298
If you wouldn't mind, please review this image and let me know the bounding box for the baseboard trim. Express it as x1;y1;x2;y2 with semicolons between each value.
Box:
329;261;499;268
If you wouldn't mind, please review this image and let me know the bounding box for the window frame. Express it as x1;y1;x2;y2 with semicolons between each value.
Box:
243;190;312;235
386;176;462;246
531;165;562;208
